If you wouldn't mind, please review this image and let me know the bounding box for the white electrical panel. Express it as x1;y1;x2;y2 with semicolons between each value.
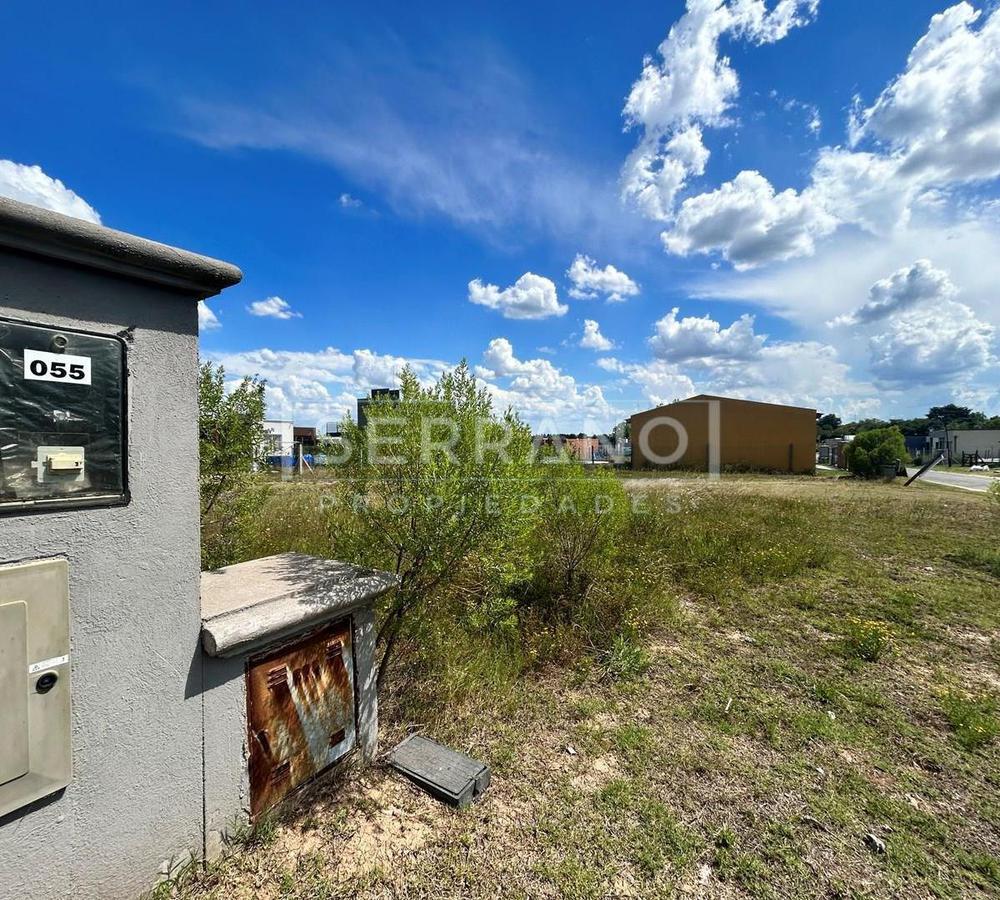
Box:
0;557;72;818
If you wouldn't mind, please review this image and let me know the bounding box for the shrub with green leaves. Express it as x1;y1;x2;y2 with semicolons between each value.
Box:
530;461;630;608
844;427;908;479
844;616;893;661
331;363;537;685
198;362;269;570
940;690;999;750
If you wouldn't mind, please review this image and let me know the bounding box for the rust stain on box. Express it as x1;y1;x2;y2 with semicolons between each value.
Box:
247;619;356;817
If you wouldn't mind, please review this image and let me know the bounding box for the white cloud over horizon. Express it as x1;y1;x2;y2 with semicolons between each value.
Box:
579;319;615;351
247;296;303;319
868;298;995;388
828;258;957;327
207;337;623;433
567;254;640;302
468;272;567;319
649;306;765;362
642;3;1000;271
0;159;101;224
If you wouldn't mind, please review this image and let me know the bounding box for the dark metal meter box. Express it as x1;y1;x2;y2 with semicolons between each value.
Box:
0;318;127;513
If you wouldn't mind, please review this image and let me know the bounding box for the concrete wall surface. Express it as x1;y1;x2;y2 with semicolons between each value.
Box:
631;394;817;473
0;252;207;899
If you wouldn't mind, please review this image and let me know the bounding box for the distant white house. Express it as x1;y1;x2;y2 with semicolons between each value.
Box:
262;419;294;456
928;429;1000;464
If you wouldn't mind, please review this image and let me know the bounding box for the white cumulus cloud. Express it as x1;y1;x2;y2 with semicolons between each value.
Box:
868;299;995;387
476;338;620;430
621;0;819;221
830;259;958;327
207;345;451;427
468;272;567;319
247;296;303;319
0;160;101;224
851;3;1000;186
649;306;765;362
654;4;1000;270
580;320;615;351
662;170;836;269
567;255;640;302
198;302;221;331
597;356;696;407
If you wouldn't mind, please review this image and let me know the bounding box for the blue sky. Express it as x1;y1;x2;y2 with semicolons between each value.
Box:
2;0;998;430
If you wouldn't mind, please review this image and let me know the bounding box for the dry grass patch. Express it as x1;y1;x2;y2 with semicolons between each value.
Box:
164;475;999;900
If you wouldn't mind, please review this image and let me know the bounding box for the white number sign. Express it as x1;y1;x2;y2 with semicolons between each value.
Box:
23;349;92;386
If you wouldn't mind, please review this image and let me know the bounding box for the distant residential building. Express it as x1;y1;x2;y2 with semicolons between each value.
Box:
904;434;930;462
293;426;318;452
928;429;1000;464
819;435;854;468
535;434;612;463
357;388;401;429
262;419;294;456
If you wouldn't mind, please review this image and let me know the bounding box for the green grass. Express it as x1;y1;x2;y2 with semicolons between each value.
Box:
940;690;1000;750
173;476;999;900
950;546;1000;579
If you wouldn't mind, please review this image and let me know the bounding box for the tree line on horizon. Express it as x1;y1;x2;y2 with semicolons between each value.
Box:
817;404;1000;441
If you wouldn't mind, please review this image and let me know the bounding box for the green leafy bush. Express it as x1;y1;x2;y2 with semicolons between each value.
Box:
331;363;536;685
529;461;630;611
198;362;269;570
844;427;908;479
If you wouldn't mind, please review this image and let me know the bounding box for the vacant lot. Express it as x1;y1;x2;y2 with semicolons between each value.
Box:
167;476;999;900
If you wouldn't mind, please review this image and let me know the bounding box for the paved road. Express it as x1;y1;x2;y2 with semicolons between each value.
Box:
906;468;996;493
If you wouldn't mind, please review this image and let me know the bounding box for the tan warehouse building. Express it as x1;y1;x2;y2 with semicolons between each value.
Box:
630;394;816;473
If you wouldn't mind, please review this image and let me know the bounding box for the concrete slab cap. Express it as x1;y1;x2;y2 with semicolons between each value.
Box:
0;196;242;297
200;553;399;657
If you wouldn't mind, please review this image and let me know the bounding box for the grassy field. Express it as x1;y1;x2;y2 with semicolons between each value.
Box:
167;475;999;899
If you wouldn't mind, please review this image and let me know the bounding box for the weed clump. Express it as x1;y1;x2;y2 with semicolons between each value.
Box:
844;616;893;661
596;632;652;682
940;690;999;750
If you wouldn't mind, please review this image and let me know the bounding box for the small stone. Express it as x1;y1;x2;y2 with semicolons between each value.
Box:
864;832;886;854
564;744;577;756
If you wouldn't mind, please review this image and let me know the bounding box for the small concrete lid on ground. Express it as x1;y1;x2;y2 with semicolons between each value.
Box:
389;734;491;807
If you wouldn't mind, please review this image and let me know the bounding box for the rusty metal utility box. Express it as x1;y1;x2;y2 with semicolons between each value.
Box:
200;553;397;838
246;619;356;817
